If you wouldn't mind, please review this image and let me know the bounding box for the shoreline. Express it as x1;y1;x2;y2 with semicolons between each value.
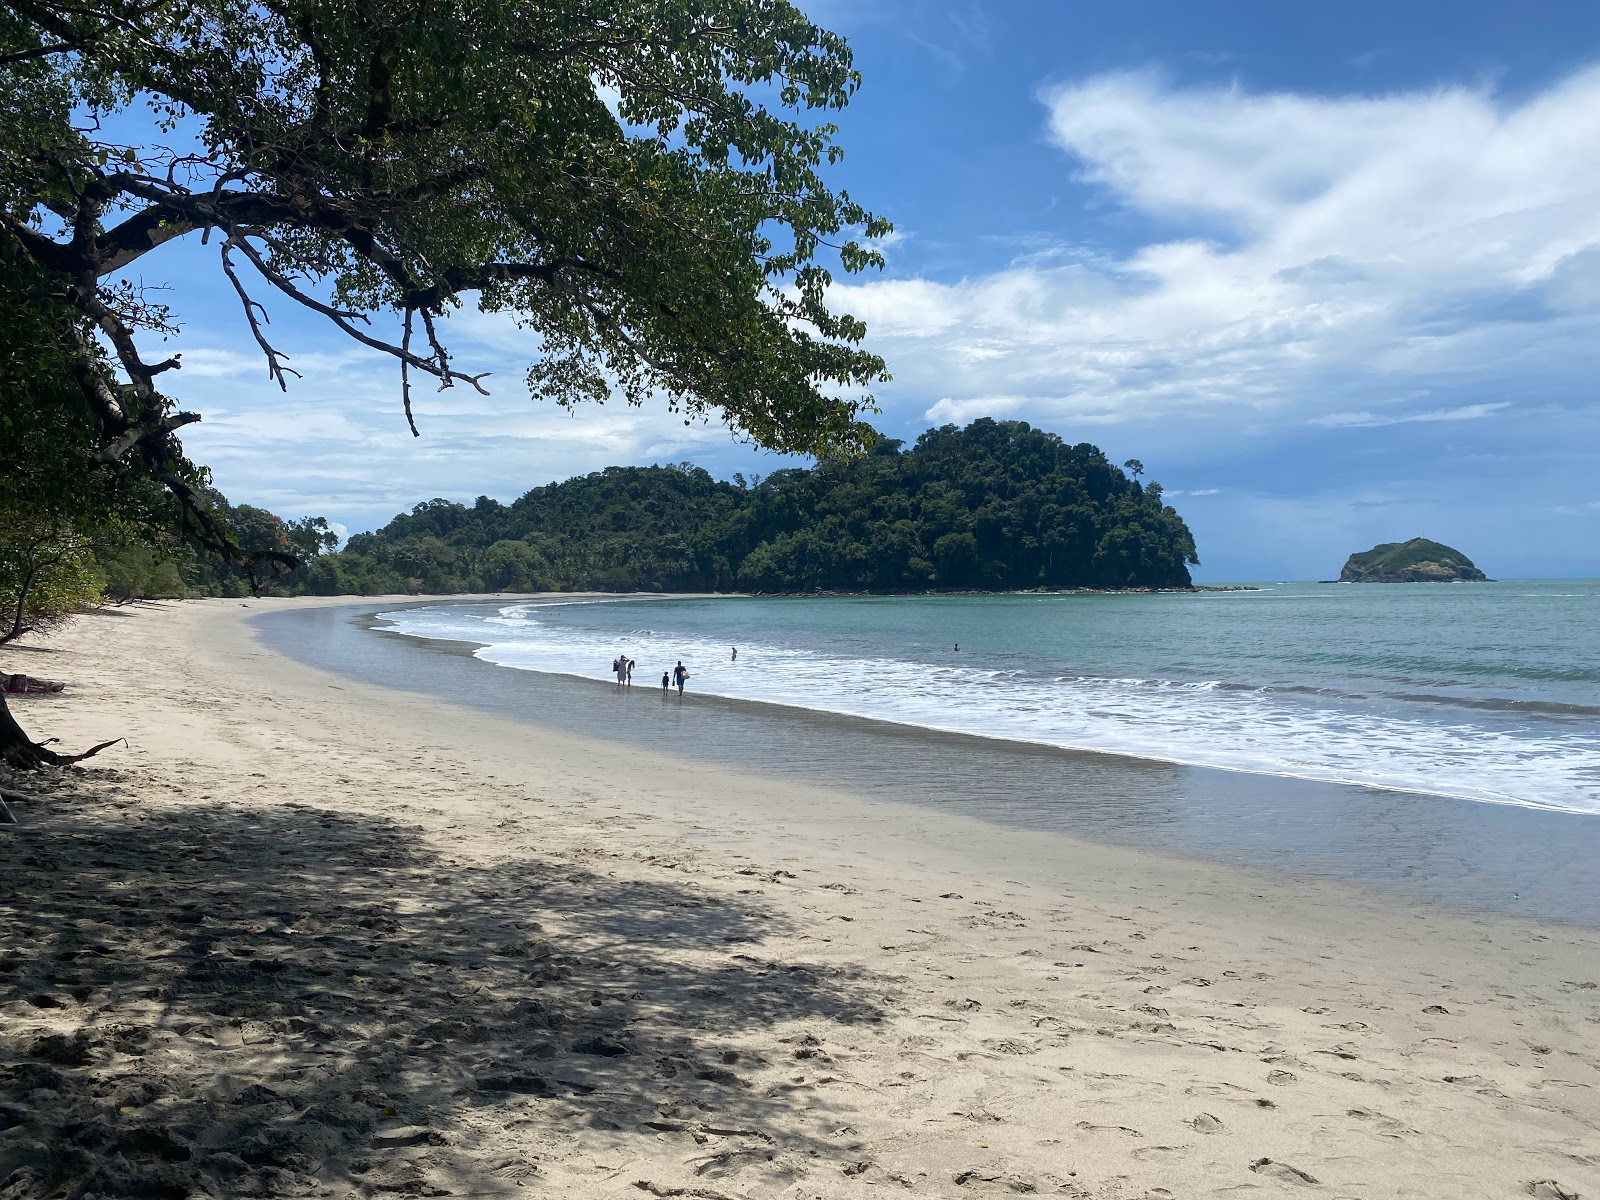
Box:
272;597;1600;928
2;595;1597;1199
351;589;1600;828
363;600;1580;819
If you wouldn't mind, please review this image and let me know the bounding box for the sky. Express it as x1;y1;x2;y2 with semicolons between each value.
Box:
135;0;1600;580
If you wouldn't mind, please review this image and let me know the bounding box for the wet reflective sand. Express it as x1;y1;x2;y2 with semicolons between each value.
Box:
257;602;1600;927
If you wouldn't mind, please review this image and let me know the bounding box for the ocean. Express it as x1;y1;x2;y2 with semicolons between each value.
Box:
257;581;1600;925
377;582;1600;815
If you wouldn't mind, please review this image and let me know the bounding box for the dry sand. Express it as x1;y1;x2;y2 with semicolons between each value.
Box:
1;596;1597;1200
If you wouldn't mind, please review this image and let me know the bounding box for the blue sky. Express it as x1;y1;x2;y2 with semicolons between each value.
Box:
148;1;1600;579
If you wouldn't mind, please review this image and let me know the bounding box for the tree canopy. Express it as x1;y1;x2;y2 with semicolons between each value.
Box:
2;0;891;480
1;0;891;764
311;420;1200;594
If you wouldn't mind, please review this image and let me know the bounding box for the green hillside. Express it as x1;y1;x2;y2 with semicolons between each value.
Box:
306;420;1200;595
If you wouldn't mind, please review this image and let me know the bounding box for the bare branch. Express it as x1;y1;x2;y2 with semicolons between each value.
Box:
220;239;301;390
0;41;78;64
93;410;200;467
225;231;368;324
323;307;491;394
400;307;419;437
419;308;449;377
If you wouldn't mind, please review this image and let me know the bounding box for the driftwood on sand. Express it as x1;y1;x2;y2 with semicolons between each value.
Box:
0;689;121;769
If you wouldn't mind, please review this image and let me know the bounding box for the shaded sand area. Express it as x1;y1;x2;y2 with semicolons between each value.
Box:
2;597;1597;1199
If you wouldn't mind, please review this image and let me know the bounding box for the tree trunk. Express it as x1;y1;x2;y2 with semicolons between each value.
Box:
0;690;52;768
0;689;120;770
0;562;39;645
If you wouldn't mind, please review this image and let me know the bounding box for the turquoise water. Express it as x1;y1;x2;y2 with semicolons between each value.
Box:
382;581;1600;815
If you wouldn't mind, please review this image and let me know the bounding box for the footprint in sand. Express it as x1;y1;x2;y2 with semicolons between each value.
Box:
1266;1070;1297;1085
1187;1113;1224;1133
1525;1183;1580;1200
1130;1145;1183;1161
1249;1158;1319;1185
1346;1108;1418;1138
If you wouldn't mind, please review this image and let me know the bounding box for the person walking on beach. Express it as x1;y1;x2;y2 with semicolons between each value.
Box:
731;646;738;661
673;660;690;696
626;658;635;686
661;670;671;693
614;657;629;686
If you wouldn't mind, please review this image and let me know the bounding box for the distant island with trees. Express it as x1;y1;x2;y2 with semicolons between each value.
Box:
1338;538;1489;583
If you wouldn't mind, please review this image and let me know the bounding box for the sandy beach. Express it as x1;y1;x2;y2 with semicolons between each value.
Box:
2;597;1597;1200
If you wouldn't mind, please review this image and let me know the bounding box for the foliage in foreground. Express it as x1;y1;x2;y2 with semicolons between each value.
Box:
2;0;887;763
3;0;890;496
315;420;1200;595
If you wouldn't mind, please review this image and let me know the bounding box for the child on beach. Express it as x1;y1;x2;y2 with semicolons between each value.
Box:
661;670;670;692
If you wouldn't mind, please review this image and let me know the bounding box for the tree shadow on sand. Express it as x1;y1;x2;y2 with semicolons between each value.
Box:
0;777;890;1198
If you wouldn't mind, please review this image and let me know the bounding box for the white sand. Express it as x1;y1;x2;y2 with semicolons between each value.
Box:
1;596;1596;1200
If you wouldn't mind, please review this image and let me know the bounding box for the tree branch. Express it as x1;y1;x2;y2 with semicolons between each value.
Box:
400;307;419;436
220;239;301;390
93;410;200;467
0;40;79;64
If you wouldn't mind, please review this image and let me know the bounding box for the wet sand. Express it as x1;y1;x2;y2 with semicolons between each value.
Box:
2;595;1597;1199
265;598;1600;927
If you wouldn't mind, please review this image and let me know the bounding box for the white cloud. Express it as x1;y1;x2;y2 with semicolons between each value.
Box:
175;343;390;382
924;394;1022;423
1310;401;1512;428
175;347;261;377
829;66;1600;432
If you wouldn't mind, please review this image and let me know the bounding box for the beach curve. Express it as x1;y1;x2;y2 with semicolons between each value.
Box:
1;595;1596;1199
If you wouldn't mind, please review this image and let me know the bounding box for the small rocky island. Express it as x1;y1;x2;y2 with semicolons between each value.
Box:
1338;537;1489;583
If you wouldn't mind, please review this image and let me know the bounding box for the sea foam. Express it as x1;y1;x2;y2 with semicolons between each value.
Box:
379;599;1600;817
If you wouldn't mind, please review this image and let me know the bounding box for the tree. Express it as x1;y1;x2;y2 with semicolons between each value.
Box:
0;0;892;765
0;516;102;645
285;517;340;561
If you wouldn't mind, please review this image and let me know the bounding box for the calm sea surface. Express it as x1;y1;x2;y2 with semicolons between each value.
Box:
258;581;1600;925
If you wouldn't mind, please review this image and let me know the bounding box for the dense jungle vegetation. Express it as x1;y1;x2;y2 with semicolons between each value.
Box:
304;420;1199;595
3;422;1200;627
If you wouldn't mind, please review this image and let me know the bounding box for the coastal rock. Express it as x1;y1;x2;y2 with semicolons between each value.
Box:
1338;538;1488;583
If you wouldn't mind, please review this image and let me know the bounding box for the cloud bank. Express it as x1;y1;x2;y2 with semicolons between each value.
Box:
832;67;1600;432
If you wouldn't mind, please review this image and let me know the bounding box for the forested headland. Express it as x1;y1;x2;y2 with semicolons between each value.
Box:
3;421;1199;627
303;420;1198;595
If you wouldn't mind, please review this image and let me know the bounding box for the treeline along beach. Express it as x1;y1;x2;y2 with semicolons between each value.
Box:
299;420;1199;595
